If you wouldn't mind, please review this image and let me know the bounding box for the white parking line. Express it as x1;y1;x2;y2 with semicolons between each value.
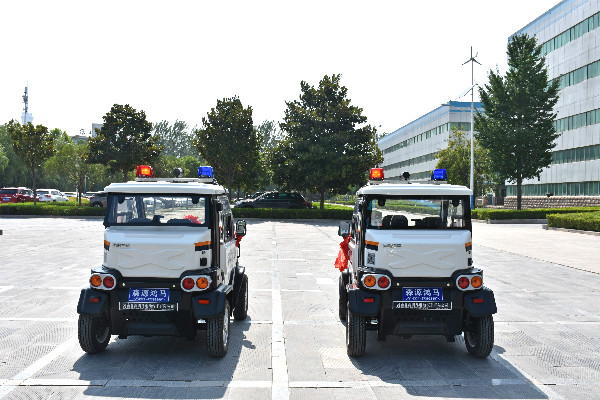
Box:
271;232;289;400
0;336;79;399
0;286;13;294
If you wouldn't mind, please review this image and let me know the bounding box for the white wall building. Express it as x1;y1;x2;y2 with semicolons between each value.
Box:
378;101;483;182
511;0;600;198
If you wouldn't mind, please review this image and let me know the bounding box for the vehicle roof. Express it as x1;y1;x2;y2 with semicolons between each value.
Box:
104;180;227;195
357;181;472;196
1;187;29;190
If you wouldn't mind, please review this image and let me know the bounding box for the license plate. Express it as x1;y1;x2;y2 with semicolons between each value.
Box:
402;287;443;302
128;288;170;303
394;301;452;310
2;198;9;202
119;302;177;311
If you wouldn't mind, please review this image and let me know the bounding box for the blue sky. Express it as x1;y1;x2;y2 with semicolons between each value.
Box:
0;0;559;138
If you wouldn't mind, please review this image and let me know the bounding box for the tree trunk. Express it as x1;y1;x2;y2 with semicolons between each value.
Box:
516;178;522;210
32;169;37;206
320;190;325;210
123;168;128;183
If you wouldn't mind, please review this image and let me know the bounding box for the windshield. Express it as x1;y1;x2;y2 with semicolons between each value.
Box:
105;194;210;227
0;189;18;194
366;196;470;230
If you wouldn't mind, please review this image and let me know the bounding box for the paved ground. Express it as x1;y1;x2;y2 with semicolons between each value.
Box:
0;218;599;399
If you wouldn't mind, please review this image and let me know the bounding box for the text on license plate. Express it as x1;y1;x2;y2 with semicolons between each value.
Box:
119;303;177;311
394;302;452;310
128;288;170;302
402;287;443;301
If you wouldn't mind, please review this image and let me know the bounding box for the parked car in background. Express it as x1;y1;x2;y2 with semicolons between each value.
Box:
89;192;108;207
0;187;35;203
235;191;312;209
37;189;69;202
63;192;78;198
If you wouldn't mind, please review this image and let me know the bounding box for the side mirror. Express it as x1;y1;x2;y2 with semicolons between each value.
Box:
236;220;247;237
338;221;350;238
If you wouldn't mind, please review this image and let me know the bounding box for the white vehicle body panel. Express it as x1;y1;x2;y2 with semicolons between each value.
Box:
104;226;211;278
105;181;226;195
357;183;471;196
364;229;471;278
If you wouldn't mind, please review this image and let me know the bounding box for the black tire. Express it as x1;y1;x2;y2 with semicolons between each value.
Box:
233;274;248;321
78;314;110;354
338;275;347;321
464;314;494;358
207;300;230;357
91;203;101;207
346;302;366;357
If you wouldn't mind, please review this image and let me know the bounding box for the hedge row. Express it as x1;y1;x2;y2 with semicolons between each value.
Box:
547;211;600;232
232;207;353;220
472;207;600;220
0;202;105;216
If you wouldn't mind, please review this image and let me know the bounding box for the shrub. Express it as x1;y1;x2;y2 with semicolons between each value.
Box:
547;211;600;232
0;203;105;216
472;207;600;221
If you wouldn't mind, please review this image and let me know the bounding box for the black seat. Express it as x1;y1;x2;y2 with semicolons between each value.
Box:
422;217;443;228
390;215;408;228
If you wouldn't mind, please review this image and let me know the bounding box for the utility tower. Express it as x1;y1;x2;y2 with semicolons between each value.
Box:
21;85;33;125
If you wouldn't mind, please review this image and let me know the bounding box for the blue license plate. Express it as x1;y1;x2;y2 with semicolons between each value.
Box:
128;288;170;303
402;287;443;302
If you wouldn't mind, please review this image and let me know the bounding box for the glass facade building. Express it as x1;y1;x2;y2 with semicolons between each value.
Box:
507;0;600;197
378;101;483;182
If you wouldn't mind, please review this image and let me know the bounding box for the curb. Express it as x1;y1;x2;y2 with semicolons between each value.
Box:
543;225;600;236
485;219;547;224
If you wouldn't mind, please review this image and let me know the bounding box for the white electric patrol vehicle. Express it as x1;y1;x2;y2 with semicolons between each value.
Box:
338;168;496;358
77;165;248;357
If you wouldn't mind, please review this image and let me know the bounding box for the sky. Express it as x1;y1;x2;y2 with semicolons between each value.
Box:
0;0;560;139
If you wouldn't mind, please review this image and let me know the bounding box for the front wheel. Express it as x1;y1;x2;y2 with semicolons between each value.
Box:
346;302;366;357
207;301;230;357
78;314;110;354
464;314;494;358
233;274;248;321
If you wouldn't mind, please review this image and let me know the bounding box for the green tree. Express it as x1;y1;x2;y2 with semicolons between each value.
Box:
193;97;261;198
0;124;28;188
44;137;96;205
435;127;497;196
0;143;8;173
274;74;383;209
6;120;56;204
88;104;161;182
154;120;196;157
475;34;559;210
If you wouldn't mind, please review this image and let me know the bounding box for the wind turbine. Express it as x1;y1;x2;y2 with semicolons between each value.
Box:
462;47;480;209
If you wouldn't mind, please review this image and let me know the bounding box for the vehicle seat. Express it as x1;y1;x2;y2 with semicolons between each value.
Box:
422;217;443;228
381;215;393;229
390;215;408;229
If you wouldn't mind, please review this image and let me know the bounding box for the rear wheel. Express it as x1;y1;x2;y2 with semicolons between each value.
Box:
207;301;230;357
464;315;494;358
78;314;110;354
233;274;248;320
338;275;347;321
346;302;366;357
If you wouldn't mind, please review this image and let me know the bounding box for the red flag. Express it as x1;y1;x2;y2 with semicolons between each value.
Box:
334;235;351;271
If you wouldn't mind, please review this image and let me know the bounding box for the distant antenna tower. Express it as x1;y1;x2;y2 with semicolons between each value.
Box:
21;84;33;124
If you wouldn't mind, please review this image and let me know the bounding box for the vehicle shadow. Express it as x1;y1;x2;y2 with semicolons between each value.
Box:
72;319;262;399
343;327;548;399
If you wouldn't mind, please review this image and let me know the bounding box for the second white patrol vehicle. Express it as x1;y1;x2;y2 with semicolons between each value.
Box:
338;168;497;358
